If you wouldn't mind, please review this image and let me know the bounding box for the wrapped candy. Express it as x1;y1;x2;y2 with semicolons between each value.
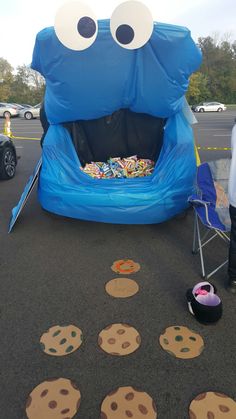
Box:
81;156;155;179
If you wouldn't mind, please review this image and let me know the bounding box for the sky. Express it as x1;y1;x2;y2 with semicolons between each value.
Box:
0;0;236;69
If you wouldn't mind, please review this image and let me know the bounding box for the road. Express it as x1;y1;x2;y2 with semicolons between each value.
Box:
0;111;236;419
194;109;234;162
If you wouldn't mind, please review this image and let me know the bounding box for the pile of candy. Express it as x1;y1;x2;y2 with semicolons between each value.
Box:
81;156;155;179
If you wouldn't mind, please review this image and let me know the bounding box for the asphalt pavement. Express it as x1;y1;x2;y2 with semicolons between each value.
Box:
0;111;236;419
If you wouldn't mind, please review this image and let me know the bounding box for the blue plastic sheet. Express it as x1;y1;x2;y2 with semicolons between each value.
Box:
38;112;196;223
32;20;201;123
31;18;202;224
9;158;42;232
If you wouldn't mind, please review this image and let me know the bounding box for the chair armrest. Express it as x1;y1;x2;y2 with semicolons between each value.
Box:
188;195;211;206
188;195;212;227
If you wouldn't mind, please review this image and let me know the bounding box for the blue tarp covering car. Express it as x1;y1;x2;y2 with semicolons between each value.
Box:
13;4;202;226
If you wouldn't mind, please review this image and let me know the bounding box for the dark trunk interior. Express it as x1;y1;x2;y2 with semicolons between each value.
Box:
63;109;166;167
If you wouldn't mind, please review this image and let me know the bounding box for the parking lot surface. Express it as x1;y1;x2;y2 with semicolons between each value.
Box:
0;111;236;418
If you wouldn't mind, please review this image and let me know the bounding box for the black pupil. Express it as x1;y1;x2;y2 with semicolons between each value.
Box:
77;16;96;38
116;24;134;45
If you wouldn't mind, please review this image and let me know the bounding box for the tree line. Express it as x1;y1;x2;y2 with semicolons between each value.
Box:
0;59;45;106
0;36;235;107
186;36;236;104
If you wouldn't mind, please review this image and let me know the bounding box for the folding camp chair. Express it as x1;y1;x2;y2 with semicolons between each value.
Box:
189;159;231;279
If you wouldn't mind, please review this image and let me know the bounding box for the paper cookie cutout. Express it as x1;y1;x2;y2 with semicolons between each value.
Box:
111;259;140;274
98;323;141;356
159;326;204;359
26;377;81;419
101;386;157;418
189;392;236;418
40;325;83;356
105;278;139;298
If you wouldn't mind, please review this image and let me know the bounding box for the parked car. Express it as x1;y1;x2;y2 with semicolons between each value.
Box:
20;103;33;108
9;103;26;110
0;103;19;118
0;134;17;179
19;103;41;120
192;102;227;112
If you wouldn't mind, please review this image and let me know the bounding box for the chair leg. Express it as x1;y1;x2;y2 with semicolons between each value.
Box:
196;215;206;278
206;260;228;279
192;211;230;279
192;212;198;254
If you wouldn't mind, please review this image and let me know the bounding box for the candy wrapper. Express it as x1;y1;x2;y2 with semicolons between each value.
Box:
81;156;155;179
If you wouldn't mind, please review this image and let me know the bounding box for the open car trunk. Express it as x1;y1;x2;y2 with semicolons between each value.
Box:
63;109;166;166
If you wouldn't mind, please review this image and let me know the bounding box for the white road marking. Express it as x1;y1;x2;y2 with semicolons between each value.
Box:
213;134;231;137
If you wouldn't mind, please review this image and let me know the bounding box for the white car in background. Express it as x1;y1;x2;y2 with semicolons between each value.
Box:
19;103;41;120
192;102;227;112
0;103;19;118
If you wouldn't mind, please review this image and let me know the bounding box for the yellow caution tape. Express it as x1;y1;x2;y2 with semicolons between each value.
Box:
2;131;232;149
197;146;231;151
11;135;40;141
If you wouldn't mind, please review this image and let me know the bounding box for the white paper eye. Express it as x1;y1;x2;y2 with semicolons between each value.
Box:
110;1;153;50
54;1;98;51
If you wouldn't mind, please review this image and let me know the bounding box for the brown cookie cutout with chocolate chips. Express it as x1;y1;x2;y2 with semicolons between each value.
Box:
101;386;157;418
159;326;204;359
189;391;236;418
26;377;81;419
98;323;141;356
40;325;83;356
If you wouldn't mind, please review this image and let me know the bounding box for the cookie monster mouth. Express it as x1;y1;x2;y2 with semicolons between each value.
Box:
63;109;166;167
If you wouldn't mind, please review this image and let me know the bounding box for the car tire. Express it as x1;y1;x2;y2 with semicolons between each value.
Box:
199;108;205;112
217;108;223;112
25;112;33;120
3;111;11;118
0;146;16;179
